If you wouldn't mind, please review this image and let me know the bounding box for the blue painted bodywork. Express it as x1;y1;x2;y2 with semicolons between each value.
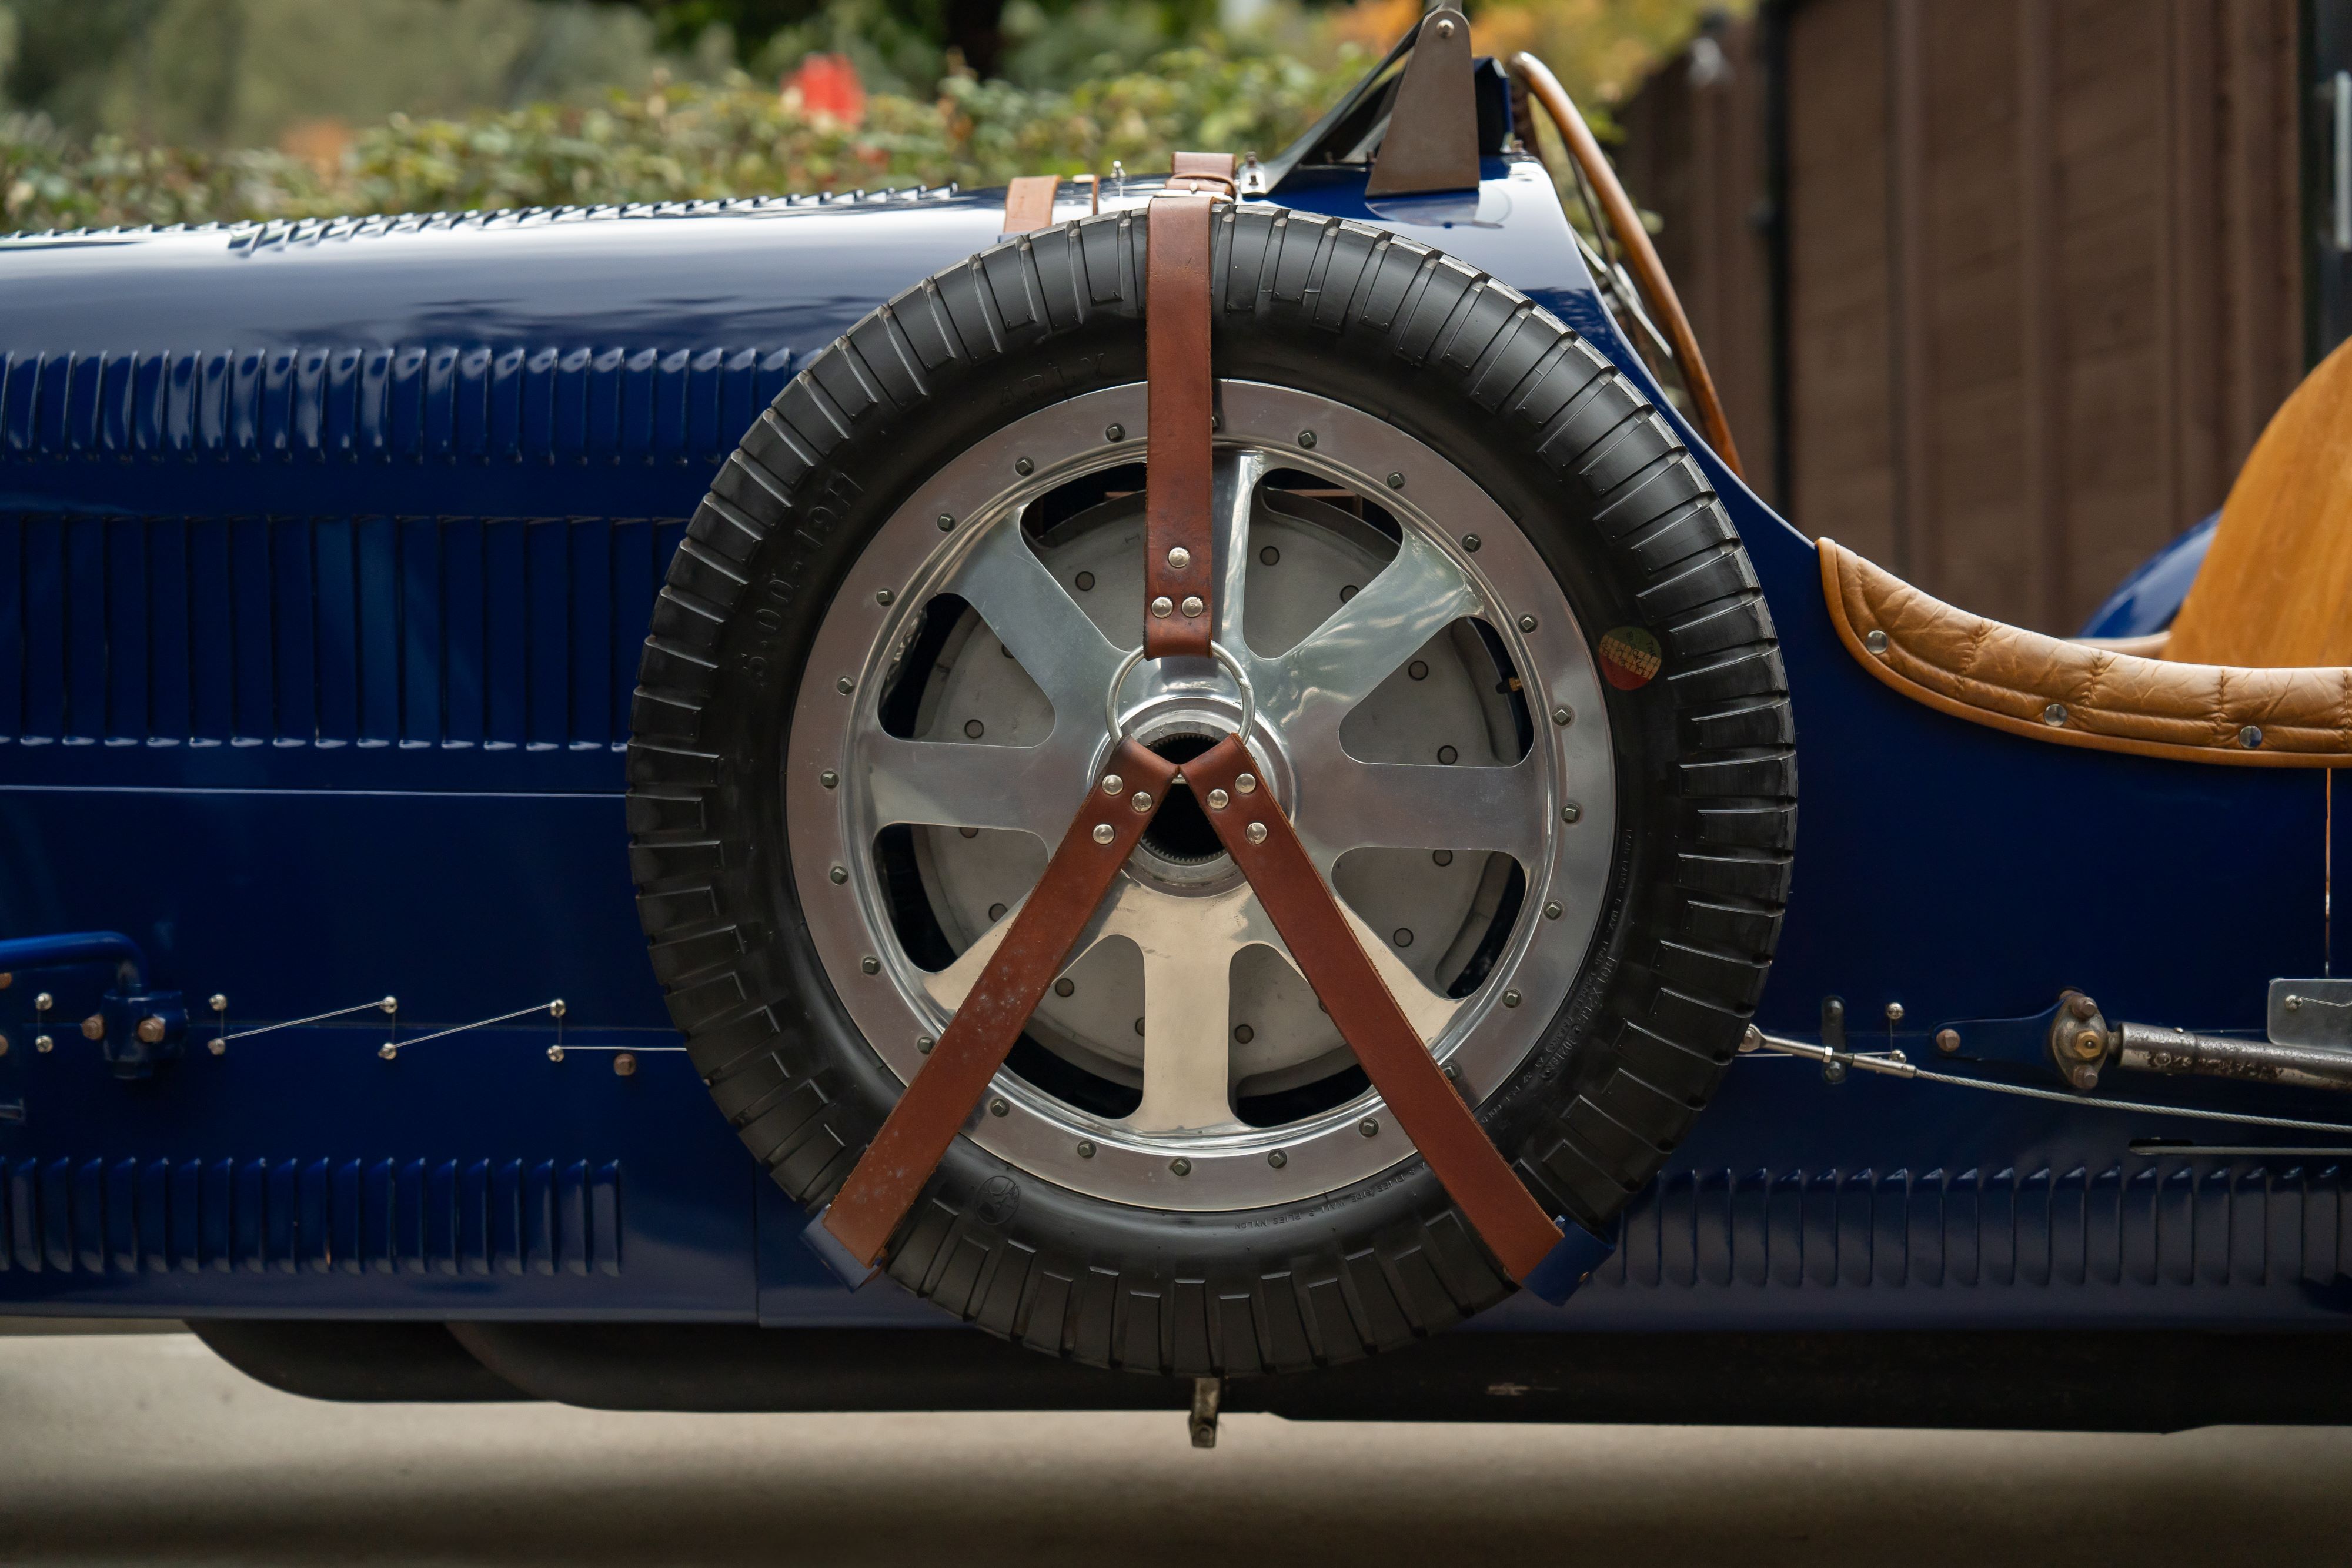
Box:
3;157;2343;1333
2078;512;2218;637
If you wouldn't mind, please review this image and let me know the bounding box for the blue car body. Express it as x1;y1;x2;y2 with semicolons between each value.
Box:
1;151;2341;1343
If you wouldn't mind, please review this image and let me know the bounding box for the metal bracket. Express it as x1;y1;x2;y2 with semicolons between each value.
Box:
1365;6;1481;196
2269;978;2352;1047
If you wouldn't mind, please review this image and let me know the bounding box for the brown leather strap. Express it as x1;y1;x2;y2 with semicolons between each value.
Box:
1143;178;1220;659
824;738;1181;1265
1185;735;1566;1281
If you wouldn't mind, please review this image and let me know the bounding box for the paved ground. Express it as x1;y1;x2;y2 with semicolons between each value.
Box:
4;1330;2351;1566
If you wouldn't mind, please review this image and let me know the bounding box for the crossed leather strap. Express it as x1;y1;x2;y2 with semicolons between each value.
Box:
823;156;1565;1282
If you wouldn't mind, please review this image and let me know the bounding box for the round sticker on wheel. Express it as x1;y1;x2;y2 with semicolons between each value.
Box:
1599;626;1662;690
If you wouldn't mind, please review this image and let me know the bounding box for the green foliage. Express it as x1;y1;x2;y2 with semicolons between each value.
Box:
0;42;1365;232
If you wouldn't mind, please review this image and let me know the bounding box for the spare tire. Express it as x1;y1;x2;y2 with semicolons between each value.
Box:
626;205;1794;1376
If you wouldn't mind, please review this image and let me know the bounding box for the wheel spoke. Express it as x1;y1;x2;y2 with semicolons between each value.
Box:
1295;753;1547;868
951;515;1128;717
1260;529;1479;734
855;731;1088;841
1337;900;1464;1043
1210;449;1268;652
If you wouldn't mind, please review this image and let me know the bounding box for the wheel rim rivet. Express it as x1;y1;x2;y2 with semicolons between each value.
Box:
1358;1119;1379;1138
1552;707;1573;727
1245;822;1268;845
936;514;955;531
861;955;881;974
918;1036;936;1054
1561;804;1581;823
836;676;854;694
1093;824;1116;844
1105;423;1125;442
1503;989;1522;1008
876;589;895;606
830;865;848;884
1170;1158;1191;1176
820;770;840;789
1298;430;1317;448
1544;902;1563;920
1267;1150;1287;1168
1015;457;1034;476
990;1098;1010;1116
1386;472;1405;489
1462;534;1481;552
1518;614;1538;633
1078;1140;1097;1157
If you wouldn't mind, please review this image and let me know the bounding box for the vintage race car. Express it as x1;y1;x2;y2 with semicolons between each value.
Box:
5;14;2351;1433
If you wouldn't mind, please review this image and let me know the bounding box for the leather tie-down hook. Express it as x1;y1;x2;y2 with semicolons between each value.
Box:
826;151;1568;1286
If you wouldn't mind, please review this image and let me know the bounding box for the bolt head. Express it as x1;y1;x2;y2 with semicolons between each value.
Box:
1150;596;1174;618
829;864;848;884
990;1098;1010;1117
1936;1028;1961;1054
1822;1059;1847;1084
1435;16;1455;36
1245;821;1268;845
2072;1065;2099;1090
136;1016;166;1045
1167;546;1191;571
209;993;228;1013
2069;993;2099;1020
876;588;895;606
1093;823;1117;844
1885;1002;1905;1024
1235;773;1257;794
614;1051;638;1077
820;770;840;790
1739;1025;1763;1054
936;513;956;531
1518;614;1538;633
1267;1150;1288;1168
860;955;881;975
2072;1029;2104;1061
1298;429;1317;448
1358;1118;1379;1138
1105;423;1125;442
1544;902;1563;920
1170;1157;1191;1175
79;1014;104;1041
1553;706;1573;727
208;1038;226;1056
1014;456;1034;476
1207;787;1230;810
1503;989;1522;1008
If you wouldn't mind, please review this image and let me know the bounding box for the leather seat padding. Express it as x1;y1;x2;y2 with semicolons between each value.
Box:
1819;537;2352;766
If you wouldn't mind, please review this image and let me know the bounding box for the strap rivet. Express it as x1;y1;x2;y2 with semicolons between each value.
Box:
1131;791;1154;813
1101;774;1125;795
1207;788;1230;810
1245;822;1268;845
1151;596;1174;618
1166;546;1191;571
1093;823;1116;844
1181;595;1205;617
1235;773;1257;794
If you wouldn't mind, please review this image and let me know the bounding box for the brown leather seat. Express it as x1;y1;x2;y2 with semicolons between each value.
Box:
1815;334;2352;766
2166;335;2352;667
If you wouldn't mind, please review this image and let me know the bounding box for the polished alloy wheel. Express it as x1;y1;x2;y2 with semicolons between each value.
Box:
787;380;1615;1211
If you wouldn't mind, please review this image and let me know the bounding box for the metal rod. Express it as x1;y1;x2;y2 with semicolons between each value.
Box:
2112;1021;2352;1094
379;1001;562;1059
219;996;396;1043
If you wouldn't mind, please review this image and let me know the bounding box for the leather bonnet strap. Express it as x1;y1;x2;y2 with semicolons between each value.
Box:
823;740;1180;1265
1142;152;1232;658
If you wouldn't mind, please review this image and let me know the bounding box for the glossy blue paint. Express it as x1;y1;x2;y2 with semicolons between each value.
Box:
3;158;2345;1333
2079;512;2219;637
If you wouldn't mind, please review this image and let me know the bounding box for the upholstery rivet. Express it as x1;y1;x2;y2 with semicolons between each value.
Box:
1865;629;1889;654
1207;788;1230;810
2043;703;2067;726
2242;725;2264;748
1093;823;1116;844
860;955;881;975
1101;774;1125;795
1151;596;1174;618
1245;822;1268;845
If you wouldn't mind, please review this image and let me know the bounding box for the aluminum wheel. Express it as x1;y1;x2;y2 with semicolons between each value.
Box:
787;380;1615;1211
